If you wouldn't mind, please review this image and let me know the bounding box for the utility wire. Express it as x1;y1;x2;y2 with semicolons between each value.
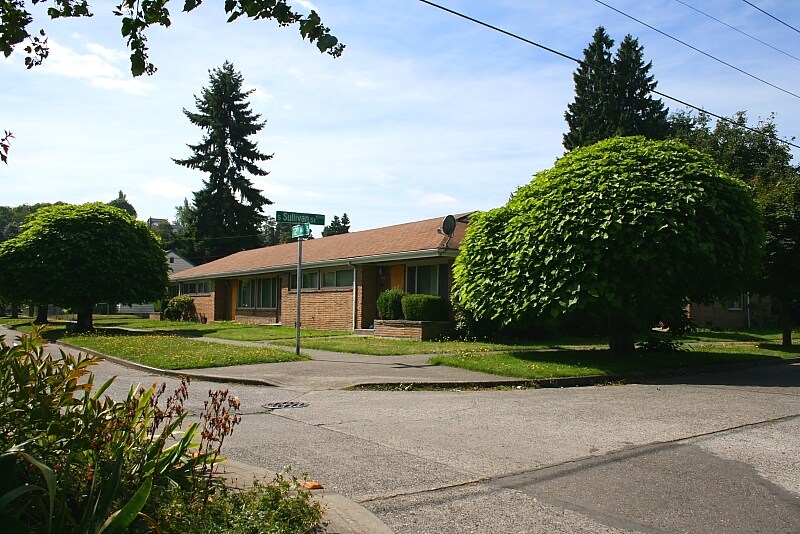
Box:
591;0;800;100
416;0;800;150
673;0;800;63
741;0;800;36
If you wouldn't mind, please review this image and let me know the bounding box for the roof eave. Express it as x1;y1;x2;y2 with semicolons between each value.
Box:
170;247;460;282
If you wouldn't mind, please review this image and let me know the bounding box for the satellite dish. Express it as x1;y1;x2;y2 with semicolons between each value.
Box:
441;215;456;237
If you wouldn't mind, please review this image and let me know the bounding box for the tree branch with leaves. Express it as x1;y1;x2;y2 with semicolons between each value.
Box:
1;0;344;76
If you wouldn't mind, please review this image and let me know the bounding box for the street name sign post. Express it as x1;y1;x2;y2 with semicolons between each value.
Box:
282;213;324;355
277;211;325;225
291;223;310;239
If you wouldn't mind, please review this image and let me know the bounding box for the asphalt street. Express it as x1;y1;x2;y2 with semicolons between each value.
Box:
5;327;799;533
78;357;800;533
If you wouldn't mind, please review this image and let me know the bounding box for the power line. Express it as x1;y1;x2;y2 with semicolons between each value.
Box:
591;0;800;100
416;0;800;151
741;0;800;36
673;0;800;63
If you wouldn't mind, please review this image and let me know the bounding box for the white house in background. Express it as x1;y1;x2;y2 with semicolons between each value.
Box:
117;250;195;315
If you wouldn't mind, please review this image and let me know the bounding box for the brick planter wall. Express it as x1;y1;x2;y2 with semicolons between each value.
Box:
374;320;453;341
235;308;279;325
192;293;215;322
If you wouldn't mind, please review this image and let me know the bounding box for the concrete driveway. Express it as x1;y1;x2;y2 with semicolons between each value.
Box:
83;356;800;533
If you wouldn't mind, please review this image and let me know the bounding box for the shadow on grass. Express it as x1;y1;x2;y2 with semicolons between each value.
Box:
757;342;800;353
686;331;774;342
434;346;793;381
508;349;781;374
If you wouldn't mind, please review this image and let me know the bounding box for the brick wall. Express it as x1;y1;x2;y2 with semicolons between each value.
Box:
281;275;354;330
374;320;453;341
192;293;215;322
235;308;279;325
690;295;776;329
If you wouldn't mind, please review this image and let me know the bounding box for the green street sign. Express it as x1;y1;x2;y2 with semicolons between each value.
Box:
291;223;311;238
277;211;325;225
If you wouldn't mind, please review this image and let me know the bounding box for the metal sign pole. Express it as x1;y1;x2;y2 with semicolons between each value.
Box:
295;235;302;355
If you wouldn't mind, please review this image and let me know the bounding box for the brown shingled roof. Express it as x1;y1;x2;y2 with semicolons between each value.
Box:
171;213;472;281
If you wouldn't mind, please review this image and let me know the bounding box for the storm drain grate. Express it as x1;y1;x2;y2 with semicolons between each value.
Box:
263;401;309;410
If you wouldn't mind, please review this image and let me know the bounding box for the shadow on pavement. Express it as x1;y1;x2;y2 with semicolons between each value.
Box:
646;359;800;388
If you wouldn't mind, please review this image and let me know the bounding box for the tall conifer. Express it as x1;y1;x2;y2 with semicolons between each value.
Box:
612;35;668;140
174;61;272;264
564;28;669;150
563;27;615;151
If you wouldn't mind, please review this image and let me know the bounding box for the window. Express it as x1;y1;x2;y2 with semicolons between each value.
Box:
322;269;354;288
406;264;447;296
258;278;278;309
290;272;319;290
238;279;254;308
180;281;211;295
729;296;743;311
239;278;278;309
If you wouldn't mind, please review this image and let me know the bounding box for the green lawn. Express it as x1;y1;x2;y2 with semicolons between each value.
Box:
683;328;794;343
26;326;305;369
271;335;605;355
91;317;349;340
6;318;799;379
4;316;348;341
429;343;800;380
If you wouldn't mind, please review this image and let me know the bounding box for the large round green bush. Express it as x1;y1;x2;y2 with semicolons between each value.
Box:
453;136;764;353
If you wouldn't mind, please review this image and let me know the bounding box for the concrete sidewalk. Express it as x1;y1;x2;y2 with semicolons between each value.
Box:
183;339;527;389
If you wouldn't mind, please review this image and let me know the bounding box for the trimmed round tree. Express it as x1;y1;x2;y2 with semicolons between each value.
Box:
0;203;168;332
453;136;764;354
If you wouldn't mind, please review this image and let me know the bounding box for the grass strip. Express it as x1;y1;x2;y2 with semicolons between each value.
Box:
430;343;800;380
48;328;306;369
7;317;348;341
89;318;348;340
272;335;610;355
203;325;349;341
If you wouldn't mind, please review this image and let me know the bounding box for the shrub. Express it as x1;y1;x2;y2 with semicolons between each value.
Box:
162;295;198;322
141;472;323;533
0;328;324;533
0;327;203;532
377;288;405;320
401;294;449;321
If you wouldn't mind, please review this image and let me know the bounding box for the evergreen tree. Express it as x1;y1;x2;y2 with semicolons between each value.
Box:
612;35;668;140
174;62;272;264
322;213;351;236
563;27;615;151
564;28;668;150
107;190;137;218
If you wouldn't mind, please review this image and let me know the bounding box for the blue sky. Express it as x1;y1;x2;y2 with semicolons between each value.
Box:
2;0;799;231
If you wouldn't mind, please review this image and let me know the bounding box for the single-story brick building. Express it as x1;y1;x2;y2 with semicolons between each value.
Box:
688;294;778;330
169;214;470;330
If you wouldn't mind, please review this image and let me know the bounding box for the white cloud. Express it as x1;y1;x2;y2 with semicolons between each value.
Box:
36;40;154;95
85;43;127;64
295;1;318;12
243;84;274;100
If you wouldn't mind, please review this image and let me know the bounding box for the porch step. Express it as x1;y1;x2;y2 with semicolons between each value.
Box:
353;329;375;336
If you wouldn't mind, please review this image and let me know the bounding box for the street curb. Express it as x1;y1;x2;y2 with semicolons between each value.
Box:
346;356;800;390
56;340;282;387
